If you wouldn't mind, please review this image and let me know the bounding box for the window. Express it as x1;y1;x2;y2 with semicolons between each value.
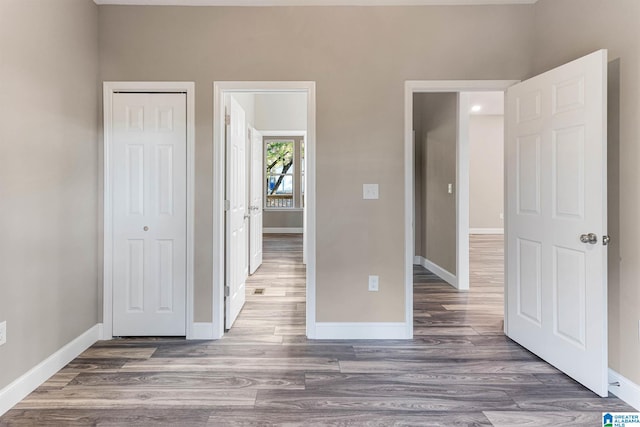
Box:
265;140;294;208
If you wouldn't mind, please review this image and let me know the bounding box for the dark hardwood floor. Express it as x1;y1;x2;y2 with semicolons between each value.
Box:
0;234;632;426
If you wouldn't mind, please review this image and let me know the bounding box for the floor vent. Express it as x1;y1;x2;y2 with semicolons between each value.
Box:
253;288;265;295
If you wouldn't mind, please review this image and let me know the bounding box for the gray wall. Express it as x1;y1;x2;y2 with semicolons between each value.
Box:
99;5;533;323
0;0;99;389
414;93;458;275
469;115;504;230
531;0;640;387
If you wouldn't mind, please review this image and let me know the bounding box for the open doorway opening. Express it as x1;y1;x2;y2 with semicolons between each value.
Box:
411;89;506;338
213;82;316;340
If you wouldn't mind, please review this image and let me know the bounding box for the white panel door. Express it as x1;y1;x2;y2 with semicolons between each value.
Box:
506;50;608;396
112;93;187;336
225;97;249;329
249;127;263;274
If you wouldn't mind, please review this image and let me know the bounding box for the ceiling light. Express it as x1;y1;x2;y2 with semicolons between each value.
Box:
471;105;482;113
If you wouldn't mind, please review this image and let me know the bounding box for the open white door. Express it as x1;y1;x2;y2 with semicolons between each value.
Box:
506;50;608;396
225;96;249;329
249;127;263;274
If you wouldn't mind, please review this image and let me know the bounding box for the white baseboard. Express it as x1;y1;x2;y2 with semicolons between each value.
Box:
469;228;504;235
189;322;215;340
413;256;458;288
263;227;303;234
609;368;640;410
313;322;410;339
0;323;102;416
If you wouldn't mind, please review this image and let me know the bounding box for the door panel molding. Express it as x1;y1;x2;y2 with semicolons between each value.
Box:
103;81;195;339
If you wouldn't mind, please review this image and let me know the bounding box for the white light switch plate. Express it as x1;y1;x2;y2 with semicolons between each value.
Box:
363;184;379;200
368;275;379;291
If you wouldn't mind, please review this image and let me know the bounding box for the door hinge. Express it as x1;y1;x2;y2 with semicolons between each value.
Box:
225;114;230;126
224;286;230;297
224;200;230;211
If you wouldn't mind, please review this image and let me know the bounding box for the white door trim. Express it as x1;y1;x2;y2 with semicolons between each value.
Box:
404;80;518;338
213;81;316;339
103;81;196;339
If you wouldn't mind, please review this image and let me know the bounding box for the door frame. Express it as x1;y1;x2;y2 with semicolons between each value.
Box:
103;81;196;339
213;81;316;339
404;80;518;337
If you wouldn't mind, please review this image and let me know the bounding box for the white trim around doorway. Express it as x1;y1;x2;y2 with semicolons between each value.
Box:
404;80;518;338
102;81;196;340
213;81;317;339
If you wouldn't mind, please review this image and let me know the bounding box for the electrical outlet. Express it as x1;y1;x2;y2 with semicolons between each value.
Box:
499;213;504;220
363;184;379;200
0;321;6;346
368;275;379;292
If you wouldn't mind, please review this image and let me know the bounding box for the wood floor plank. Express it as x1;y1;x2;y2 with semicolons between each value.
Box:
120;357;340;372
15;388;257;409
207;409;493;426
484;411;602;427
69;371;305;390
0;409;213;427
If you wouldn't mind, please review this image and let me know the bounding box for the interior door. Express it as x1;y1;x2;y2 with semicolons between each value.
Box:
225;96;249;329
112;93;187;336
249;127;263;274
506;50;608;396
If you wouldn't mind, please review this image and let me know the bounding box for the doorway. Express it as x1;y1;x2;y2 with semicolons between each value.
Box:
213;82;317;339
406;50;609;398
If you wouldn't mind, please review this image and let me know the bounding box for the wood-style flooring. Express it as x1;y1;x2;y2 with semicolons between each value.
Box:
1;234;632;426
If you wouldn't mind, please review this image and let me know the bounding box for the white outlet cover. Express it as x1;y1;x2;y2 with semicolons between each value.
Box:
363;184;379;200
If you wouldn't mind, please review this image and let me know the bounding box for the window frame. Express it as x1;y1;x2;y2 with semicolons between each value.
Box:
264;138;296;210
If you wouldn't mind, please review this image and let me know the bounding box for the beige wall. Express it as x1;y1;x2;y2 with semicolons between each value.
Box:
264;211;304;228
98;5;532;323
255;93;307;131
532;0;640;386
414;93;458;274
0;0;99;389
469;115;504;230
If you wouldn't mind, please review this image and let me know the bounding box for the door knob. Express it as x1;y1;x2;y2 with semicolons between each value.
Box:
603;235;611;246
143;226;149;232
580;233;598;244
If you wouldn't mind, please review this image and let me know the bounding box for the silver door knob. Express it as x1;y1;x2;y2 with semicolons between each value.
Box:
580;233;598;244
244;214;250;220
249;205;259;211
143;226;149;231
603;235;611;246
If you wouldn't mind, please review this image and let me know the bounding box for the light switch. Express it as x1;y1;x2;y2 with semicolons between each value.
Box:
447;183;453;194
363;184;379;200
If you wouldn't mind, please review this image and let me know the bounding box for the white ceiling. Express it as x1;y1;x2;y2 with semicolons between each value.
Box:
95;0;537;6
468;91;504;115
